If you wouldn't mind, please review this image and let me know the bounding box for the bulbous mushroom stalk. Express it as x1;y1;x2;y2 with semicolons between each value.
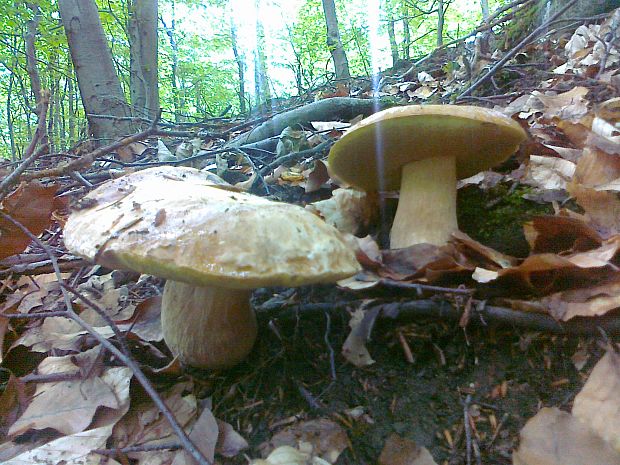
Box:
391;154;457;248
62;166;360;370
161;282;256;369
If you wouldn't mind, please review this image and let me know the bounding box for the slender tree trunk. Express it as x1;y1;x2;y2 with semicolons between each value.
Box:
128;0;159;120
321;0;350;81
24;2;48;148
230;19;246;114
161;2;181;123
402;5;411;60
387;15;399;67
253;2;271;111
67;70;76;146
480;0;490;21
437;0;446;46
7;68;17;161
58;0;132;143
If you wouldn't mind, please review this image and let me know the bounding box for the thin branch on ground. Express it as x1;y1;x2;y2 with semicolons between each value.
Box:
19;115;162;182
0;210;212;465
259;140;332;176
457;0;580;99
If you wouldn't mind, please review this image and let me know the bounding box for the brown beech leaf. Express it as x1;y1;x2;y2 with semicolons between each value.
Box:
523;215;602;254
260;418;348;464
542;278;620;320
0;182;62;260
568;147;620;237
513;407;620;465
304;160;330;193
572;349;620;451
9;348;132;437
378;433;438;465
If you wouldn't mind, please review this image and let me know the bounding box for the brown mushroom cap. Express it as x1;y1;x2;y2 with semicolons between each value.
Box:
328;105;527;191
64;166;360;288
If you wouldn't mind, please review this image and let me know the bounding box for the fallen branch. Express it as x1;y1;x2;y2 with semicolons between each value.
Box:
256;298;620;335
259;140;333;176
229;97;384;147
19;116;161;182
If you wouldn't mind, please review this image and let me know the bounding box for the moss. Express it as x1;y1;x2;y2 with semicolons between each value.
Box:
457;183;552;257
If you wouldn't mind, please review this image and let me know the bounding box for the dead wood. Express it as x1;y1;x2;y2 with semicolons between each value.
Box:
230;97;385;147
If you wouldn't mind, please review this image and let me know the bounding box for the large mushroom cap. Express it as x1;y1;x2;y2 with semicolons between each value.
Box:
328;105;527;191
64;166;360;288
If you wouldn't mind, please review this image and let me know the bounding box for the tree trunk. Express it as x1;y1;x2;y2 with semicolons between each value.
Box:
402;5;410;61
24;2;48;148
387;15;400;67
480;0;490;21
128;0;159;121
321;0;350;81
230;19;246;114
437;0;445;46
161;2;181;123
58;0;132;143
253;2;271;111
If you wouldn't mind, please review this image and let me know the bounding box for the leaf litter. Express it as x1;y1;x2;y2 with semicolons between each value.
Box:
1;7;620;465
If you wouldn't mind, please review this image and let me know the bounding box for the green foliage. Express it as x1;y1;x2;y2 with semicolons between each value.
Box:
0;0;519;160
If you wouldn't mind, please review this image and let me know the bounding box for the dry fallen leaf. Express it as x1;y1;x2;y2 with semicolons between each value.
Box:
260;418;348;464
306;188;377;235
0;182;63;260
3;424;120;465
342;307;379;367
572;349;620;451
9;347;132;437
513;407;620;465
378;433;438;465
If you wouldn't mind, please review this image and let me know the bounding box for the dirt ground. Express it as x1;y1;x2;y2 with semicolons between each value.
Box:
191;286;596;465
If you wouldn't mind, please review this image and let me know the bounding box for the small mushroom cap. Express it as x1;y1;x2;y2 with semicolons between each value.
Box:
64;166;360;289
328;105;527;191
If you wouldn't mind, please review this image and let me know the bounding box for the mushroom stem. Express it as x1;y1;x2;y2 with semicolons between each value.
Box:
390;154;458;248
161;281;257;369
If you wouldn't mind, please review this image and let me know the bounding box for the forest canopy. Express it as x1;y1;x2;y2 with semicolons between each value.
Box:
0;0;509;161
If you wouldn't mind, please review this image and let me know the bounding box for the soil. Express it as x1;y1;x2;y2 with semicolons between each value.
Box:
193;285;597;465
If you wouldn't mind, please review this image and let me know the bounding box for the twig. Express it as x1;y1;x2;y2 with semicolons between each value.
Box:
0;211;212;465
21;371;82;383
256;298;620;335
458;0;580;99
324;311;337;381
464;394;473;465
0;91;50;200
19;116;161;182
259;140;332;176
93;443;181;456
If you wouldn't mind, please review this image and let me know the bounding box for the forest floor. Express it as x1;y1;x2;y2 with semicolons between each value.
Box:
1;6;620;465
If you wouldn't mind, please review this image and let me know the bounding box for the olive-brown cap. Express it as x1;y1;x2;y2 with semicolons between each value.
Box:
328;105;527;191
64;166;360;289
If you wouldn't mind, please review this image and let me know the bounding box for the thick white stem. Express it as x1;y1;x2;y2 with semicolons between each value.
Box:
161;281;257;369
390;154;458;248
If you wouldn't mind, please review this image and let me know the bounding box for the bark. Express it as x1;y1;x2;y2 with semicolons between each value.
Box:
253;2;271;111
480;0;490;21
128;0;159;121
230;97;385;146
24;3;48;148
58;0;132;143
402;5;411;61
230;19;246;114
321;0;350;81
437;0;446;46
387;16;400;67
160;9;181;123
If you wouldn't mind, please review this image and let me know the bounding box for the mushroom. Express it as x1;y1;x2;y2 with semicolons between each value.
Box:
63;166;360;369
328;105;527;248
